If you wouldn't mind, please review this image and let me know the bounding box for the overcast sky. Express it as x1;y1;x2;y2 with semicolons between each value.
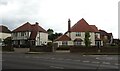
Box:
0;0;119;39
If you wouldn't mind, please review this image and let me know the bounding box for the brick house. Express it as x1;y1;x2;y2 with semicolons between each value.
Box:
12;22;48;47
55;18;103;47
99;30;113;45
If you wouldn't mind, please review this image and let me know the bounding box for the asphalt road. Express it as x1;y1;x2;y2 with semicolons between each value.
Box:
2;52;119;70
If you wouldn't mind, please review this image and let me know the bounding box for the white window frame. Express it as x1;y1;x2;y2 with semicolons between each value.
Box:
74;41;81;45
76;32;81;36
62;41;68;45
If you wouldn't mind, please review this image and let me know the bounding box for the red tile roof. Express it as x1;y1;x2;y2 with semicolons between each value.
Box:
29;31;37;40
0;25;11;33
12;22;32;32
90;25;100;32
12;22;47;40
12;22;47;33
55;34;71;41
70;18;96;32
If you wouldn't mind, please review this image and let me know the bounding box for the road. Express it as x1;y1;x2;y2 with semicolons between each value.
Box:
2;52;119;70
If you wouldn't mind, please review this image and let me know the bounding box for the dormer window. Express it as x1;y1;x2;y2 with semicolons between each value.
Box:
76;32;81;36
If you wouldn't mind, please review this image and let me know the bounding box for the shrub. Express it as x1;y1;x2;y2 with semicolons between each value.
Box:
47;42;53;47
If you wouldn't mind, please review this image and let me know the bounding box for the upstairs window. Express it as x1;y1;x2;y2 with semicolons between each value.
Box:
21;32;24;36
14;33;17;37
76;32;81;36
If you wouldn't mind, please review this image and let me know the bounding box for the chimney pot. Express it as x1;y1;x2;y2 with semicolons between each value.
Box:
36;22;39;25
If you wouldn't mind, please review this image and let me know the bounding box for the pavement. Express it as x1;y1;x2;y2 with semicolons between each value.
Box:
2;52;119;70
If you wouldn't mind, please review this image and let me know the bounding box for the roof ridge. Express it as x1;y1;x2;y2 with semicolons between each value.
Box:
70;18;96;32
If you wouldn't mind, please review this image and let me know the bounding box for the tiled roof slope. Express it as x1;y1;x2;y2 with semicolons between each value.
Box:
12;22;47;33
90;25;100;32
0;25;11;33
70;18;96;32
12;22;32;32
55;34;71;41
12;22;47;40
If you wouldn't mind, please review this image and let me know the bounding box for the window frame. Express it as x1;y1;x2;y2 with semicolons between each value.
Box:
76;32;81;36
62;41;68;45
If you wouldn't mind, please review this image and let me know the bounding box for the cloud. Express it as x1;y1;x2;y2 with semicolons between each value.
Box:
0;0;8;6
0;0;119;38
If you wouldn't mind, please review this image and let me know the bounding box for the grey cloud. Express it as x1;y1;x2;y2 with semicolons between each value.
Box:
0;0;8;5
1;0;43;31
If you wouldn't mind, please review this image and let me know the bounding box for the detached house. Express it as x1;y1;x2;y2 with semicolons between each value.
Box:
0;25;11;45
99;30;113;45
12;22;48;47
55;18;103;47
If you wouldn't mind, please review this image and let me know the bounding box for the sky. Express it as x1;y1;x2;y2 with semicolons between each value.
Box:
0;0;119;39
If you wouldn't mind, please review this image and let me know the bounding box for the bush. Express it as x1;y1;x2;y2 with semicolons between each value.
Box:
47;42;53;47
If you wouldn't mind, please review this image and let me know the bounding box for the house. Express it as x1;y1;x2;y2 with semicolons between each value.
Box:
0;25;11;45
112;39;120;45
12;22;48;47
55;18;103;47
99;30;113;45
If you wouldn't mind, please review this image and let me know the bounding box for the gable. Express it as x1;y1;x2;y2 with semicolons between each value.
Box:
70;18;96;32
55;34;71;41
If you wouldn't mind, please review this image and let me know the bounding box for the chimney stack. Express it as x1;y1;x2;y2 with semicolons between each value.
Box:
68;19;71;39
68;19;71;32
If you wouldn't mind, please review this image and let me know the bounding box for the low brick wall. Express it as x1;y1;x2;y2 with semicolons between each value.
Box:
14;48;30;53
70;46;98;53
2;46;14;51
70;46;119;53
100;47;119;53
30;46;53;52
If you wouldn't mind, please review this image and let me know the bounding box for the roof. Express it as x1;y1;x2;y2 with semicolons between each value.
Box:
74;38;83;42
29;31;37;40
55;34;71;41
99;30;108;36
70;18;96;32
90;25;100;32
12;22;47;33
0;25;11;33
12;22;47;40
31;24;47;33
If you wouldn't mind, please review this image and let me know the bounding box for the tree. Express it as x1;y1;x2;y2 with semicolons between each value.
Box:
47;28;54;35
47;29;62;42
47;28;54;41
84;31;91;47
3;37;12;46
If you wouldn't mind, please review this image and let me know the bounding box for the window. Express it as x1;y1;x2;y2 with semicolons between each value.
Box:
62;41;68;45
21;32;24;36
74;41;81;45
76;32;81;36
14;33;17;37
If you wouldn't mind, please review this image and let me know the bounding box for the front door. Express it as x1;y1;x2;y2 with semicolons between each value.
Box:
95;41;101;48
